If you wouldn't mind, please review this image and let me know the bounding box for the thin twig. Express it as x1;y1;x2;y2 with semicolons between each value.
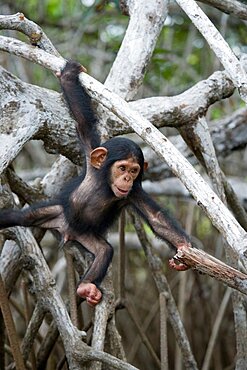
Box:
128;300;159;362
21;304;46;363
131;213;198;370
22;281;36;369
65;251;78;327
125;299;161;368
0;273;26;370
118;211;126;300
202;288;231;370
160;292;169;370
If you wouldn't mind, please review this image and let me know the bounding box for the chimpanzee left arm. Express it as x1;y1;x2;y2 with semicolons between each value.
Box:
130;188;192;270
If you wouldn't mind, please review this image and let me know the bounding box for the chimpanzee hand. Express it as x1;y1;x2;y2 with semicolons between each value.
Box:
168;243;191;271
77;282;102;306
168;258;189;271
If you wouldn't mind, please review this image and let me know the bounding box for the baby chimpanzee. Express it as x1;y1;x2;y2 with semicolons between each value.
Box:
0;61;191;305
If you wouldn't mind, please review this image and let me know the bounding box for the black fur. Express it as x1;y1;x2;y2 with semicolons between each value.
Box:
60;60;100;151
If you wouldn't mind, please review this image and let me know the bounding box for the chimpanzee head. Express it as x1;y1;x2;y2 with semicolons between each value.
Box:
90;137;148;197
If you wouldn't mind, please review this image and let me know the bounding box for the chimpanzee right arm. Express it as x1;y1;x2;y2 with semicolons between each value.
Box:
59;60;101;153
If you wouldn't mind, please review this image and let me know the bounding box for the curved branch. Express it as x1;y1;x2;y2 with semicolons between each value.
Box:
0;35;64;73
198;0;247;20
0;12;60;56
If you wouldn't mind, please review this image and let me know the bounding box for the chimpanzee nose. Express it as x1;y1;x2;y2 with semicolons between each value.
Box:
124;174;131;182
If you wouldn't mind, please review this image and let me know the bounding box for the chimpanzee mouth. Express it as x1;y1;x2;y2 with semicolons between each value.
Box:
116;187;129;196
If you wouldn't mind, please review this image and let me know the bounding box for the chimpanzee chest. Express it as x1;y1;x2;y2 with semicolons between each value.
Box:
65;197;125;235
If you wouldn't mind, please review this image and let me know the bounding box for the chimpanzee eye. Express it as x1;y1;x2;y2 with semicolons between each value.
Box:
119;166;126;171
131;169;138;174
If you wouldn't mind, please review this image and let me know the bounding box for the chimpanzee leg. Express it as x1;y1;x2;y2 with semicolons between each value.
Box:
73;234;114;306
0;204;63;230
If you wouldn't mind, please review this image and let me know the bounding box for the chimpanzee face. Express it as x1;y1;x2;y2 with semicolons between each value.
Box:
109;158;141;198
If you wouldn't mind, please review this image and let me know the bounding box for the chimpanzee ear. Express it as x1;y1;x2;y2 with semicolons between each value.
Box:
90;147;108;169
143;161;148;171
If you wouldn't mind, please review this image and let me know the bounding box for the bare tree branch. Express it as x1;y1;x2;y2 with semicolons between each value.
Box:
198;0;247;20
0;12;60;56
175;246;247;295
176;0;247;102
